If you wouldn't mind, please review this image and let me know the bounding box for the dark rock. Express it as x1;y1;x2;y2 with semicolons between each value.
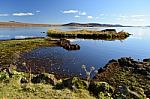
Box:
98;68;105;73
144;90;150;98
143;58;150;62
20;77;28;83
58;38;80;51
108;59;118;63
118;57;133;67
62;77;88;89
101;29;116;32
89;81;114;98
31;73;57;85
134;67;150;76
113;86;146;99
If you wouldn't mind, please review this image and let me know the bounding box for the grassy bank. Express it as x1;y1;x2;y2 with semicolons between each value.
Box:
47;29;130;40
0;57;149;99
0;70;95;99
0;38;58;65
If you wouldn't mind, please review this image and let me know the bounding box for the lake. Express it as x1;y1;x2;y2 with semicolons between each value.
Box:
0;26;150;78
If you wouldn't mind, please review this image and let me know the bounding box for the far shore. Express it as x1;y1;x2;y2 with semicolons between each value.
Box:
0;22;134;27
0;22;61;27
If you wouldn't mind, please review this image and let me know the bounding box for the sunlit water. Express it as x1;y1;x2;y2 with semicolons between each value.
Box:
0;26;150;78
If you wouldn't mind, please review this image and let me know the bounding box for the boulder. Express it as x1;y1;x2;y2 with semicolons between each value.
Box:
20;77;28;83
62;77;89;89
89;81;114;98
31;73;57;85
143;58;150;62
114;86;147;99
144;90;150;98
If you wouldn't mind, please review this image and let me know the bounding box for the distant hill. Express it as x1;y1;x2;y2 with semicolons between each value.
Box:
62;23;129;27
0;21;131;27
0;21;59;27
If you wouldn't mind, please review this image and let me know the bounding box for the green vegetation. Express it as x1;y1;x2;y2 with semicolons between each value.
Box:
0;38;58;65
47;29;130;40
0;38;149;99
94;57;150;98
0;69;95;99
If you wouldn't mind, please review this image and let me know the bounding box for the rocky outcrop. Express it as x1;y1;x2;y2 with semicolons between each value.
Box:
94;57;150;98
57;38;80;51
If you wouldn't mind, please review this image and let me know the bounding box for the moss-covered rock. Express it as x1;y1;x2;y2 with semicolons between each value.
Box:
89;81;114;98
31;73;57;85
62;77;89;89
113;86;147;99
0;69;10;82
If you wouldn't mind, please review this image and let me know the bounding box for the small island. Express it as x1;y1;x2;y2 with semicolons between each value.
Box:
47;29;131;40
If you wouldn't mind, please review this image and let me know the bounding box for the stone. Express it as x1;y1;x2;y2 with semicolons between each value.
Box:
31;73;57;85
114;86;147;99
108;59;118;63
143;58;150;62
62;77;89;89
20;77;28;83
144;90;150;98
89;81;114;98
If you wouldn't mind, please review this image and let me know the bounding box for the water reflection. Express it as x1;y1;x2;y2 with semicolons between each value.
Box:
0;26;150;78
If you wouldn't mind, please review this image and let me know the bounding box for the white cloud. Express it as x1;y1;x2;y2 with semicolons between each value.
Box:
79;12;87;16
0;14;9;16
36;10;40;13
63;10;79;14
12;12;34;16
75;15;80;18
87;16;93;19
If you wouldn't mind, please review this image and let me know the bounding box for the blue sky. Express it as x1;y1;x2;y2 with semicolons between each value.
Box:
0;0;149;26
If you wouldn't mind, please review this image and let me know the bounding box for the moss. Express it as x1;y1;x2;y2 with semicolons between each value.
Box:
0;38;58;65
0;70;10;82
89;81;114;98
0;70;95;99
62;77;89;89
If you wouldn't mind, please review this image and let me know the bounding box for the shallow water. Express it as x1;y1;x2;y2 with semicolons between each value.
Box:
0;26;150;78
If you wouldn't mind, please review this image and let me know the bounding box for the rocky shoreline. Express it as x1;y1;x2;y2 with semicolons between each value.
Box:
0;38;149;98
94;57;150;98
0;57;150;98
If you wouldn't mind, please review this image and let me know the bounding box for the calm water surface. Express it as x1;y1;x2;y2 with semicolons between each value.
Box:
0;26;150;77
